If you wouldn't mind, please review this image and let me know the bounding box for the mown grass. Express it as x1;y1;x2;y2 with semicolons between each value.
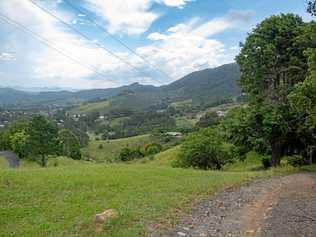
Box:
82;135;154;162
0;163;267;237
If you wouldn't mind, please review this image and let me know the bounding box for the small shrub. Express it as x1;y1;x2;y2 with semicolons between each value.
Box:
176;128;228;170
98;144;104;149
53;159;59;167
118;147;144;162
285;155;308;167
145;143;162;156
262;156;272;169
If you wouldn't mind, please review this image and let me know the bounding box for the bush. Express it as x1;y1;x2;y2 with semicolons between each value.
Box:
285;155;308;167
196;112;219;128
261;156;272;169
118;147;144;162
145;143;162;156
98;144;103;149
175;128;228;170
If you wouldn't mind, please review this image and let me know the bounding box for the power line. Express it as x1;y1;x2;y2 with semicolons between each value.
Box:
0;12;119;83
62;0;172;82
29;0;165;84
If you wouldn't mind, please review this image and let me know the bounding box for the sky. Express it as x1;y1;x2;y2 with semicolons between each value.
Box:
0;0;313;90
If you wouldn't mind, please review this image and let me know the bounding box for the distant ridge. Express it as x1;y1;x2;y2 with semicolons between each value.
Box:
0;63;240;106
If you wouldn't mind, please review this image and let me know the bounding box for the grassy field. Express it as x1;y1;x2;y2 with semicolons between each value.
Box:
0;156;8;169
0;163;267;237
70;100;111;115
148;146;181;166
82;135;155;162
175;116;197;130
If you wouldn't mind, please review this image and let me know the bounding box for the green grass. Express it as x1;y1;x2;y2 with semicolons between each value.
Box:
299;164;316;172
170;99;193;109
222;151;265;172
82;135;155;162
175;117;197;129
0;156;8;169
71;100;111;114
0;163;267;237
149;146;181;166
17;157;90;169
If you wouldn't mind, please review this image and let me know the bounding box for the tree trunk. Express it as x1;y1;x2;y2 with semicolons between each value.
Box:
41;154;47;167
271;139;283;167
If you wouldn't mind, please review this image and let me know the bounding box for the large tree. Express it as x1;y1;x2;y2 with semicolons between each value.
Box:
28;116;59;167
235;14;315;166
289;49;316;162
58;129;82;160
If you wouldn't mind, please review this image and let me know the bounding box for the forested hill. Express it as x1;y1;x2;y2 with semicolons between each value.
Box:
0;63;240;106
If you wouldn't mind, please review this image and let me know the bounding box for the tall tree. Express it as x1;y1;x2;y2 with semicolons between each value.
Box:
58;129;82;160
28;116;59;167
235;14;314;166
289;49;316;162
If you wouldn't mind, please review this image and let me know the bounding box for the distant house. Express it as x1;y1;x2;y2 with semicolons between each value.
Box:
0;124;4;128
166;132;183;138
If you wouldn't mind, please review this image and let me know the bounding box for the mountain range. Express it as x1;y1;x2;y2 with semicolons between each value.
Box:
0;63;240;108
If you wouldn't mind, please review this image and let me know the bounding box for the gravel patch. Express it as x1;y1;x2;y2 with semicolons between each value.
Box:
149;173;316;237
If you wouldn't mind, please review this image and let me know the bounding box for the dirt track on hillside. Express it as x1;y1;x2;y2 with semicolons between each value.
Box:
149;173;316;237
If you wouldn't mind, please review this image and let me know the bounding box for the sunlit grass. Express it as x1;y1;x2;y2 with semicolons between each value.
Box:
0;163;266;237
82;134;154;162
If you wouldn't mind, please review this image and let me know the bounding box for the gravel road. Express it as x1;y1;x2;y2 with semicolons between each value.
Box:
0;151;20;168
149;173;316;237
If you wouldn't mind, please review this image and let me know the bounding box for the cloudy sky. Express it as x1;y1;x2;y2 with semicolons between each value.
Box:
0;0;312;90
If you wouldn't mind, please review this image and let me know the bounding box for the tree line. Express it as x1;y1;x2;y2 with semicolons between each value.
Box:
0;115;82;166
175;9;315;169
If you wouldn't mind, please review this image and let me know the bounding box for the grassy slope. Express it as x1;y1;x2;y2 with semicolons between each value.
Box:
82;135;154;162
149;146;181;166
0;164;265;237
175;116;197;129
70;100;111;114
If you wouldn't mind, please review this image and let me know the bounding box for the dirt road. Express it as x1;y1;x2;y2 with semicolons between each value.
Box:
151;173;316;237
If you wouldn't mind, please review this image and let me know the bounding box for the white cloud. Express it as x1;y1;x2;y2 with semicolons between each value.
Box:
0;0;253;89
83;0;194;35
0;52;15;61
83;0;159;35
148;32;167;41
156;0;194;8
140;11;255;80
0;0;130;89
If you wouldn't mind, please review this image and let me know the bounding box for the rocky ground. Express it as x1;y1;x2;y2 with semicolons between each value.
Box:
149;173;316;237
